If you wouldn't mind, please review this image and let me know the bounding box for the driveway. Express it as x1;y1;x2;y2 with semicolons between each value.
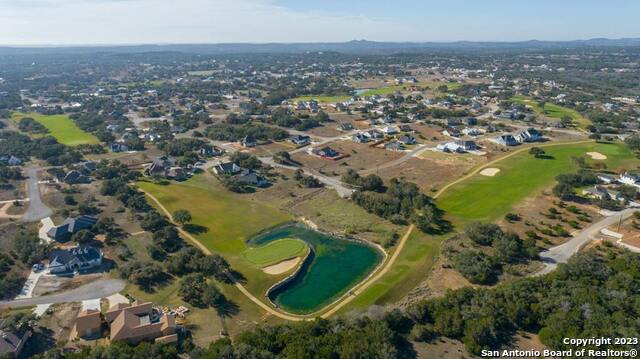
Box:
537;207;638;275
0;278;126;309
21;167;53;222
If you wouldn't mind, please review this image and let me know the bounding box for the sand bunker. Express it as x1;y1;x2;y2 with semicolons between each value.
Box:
262;257;301;275
587;152;607;160
480;168;500;177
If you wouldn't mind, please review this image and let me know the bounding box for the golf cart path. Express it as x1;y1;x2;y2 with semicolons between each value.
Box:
141;188;415;321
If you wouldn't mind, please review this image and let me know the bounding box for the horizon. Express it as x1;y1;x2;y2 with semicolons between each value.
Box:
0;0;639;45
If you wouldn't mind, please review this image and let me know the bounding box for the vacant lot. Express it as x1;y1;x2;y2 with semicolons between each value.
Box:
511;95;590;128
12;112;99;146
243;238;307;266
438;141;639;224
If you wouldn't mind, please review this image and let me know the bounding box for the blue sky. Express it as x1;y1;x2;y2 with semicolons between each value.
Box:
0;0;638;45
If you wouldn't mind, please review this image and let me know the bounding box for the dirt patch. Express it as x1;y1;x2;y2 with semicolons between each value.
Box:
586;152;607;160
262;257;301;275
480;167;500;176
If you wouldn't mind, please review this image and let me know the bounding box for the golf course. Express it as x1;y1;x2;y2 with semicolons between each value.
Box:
11;112;100;146
510;95;590;128
438;141;639;224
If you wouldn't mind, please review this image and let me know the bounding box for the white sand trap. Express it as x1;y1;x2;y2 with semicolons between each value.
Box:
587;152;607;160
480;168;500;177
262;257;301;275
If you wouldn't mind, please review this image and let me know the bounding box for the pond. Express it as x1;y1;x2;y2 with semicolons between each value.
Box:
249;223;383;314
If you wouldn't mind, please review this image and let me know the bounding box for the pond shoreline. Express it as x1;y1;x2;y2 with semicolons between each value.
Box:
250;221;387;315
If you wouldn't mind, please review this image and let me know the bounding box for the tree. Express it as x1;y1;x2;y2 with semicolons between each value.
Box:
152;226;183;252
72;229;95;244
529;147;545;158
465;223;502;246
172;209;192;226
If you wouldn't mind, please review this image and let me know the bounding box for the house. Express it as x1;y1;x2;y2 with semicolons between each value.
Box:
0;326;31;358
288;135;311;146
110;143;129;153
337;123;354;131
237;170;269;187
619;173;640;188
166;167;188;181
351;133;369;143
213;162;241;175
241;134;256;148
466;117;478;126
63;170;91;184
397;135;416;145
384;141;405;151
436;142;465;153
144;156;176;178
0;155;22;166
495;134;518;146
582;186;611;200
514;128;543;143
455;140;478;151
462;127;483;136
442;127;461;138
312;146;340;159
398;124;413;132
597;174;616;184
47;215;98;242
381;126;398;135
107;301;177;344
48;246;103;274
363;129;384;140
198;145;223;157
445;118;462;127
72;309;102;339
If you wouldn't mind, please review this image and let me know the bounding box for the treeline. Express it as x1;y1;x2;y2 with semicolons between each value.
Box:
204;123;288;142
451;223;538;285
350;176;447;234
0;131;82;165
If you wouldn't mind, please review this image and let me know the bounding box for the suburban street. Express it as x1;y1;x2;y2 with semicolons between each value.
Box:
0;278;126;309
21;167;53;222
538;207;639;275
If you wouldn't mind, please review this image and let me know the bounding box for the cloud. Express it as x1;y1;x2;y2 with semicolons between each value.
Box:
0;0;404;45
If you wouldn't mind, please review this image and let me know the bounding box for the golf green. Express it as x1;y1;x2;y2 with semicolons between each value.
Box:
250;224;383;314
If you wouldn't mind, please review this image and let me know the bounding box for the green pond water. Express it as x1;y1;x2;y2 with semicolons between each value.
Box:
249;224;383;314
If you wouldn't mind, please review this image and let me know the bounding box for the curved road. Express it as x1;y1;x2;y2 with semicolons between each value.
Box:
21;167;53;222
0;278;126;309
537;207;639;275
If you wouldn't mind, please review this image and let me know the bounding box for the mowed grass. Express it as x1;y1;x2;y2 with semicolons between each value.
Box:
291;81;461;103
11;112;99;146
243;238;306;266
511;95;590;128
137;175;291;255
290;94;352;103
438;141;639;224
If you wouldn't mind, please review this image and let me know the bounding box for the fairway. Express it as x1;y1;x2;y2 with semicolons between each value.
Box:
12;112;99;146
511;95;590;128
243;238;307;266
437;142;639;223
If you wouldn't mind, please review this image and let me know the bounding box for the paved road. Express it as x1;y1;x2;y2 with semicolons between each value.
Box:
537;207;639;275
0;278;126;308
21;167;53;222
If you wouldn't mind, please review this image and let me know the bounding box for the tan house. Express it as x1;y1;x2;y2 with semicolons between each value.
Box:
107;301;177;344
72;309;102;339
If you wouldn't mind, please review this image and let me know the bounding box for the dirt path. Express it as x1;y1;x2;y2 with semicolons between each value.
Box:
141;188;415;320
433;140;593;199
320;224;415;318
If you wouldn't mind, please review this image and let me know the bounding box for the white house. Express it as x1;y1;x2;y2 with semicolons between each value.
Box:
619;173;640;188
48;246;103;274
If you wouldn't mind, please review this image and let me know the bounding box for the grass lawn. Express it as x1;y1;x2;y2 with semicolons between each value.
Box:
438;141;639;224
137;174;295;318
511;95;590;128
11;112;99;146
359;81;461;97
243;238;306;266
137;175;291;255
